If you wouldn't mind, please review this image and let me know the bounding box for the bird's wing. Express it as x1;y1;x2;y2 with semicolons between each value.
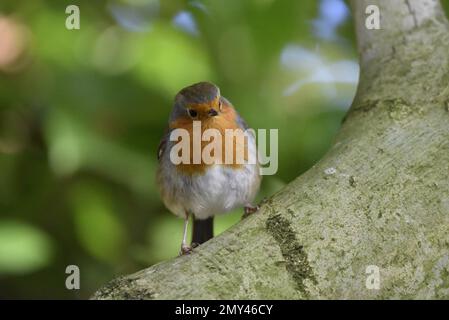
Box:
236;112;249;130
157;127;170;162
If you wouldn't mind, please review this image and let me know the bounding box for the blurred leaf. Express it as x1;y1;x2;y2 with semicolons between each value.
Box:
213;210;241;238
147;214;186;261
0;220;54;274
262;176;287;196
46;110;83;176
131;22;214;94
45;109;156;198
70;183;127;263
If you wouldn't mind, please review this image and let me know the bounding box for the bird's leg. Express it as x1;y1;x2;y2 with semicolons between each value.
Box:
242;204;260;219
179;212;192;255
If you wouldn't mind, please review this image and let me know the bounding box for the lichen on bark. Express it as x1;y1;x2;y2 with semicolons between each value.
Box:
266;213;317;297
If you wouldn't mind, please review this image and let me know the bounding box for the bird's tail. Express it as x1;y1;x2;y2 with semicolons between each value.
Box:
192;216;214;244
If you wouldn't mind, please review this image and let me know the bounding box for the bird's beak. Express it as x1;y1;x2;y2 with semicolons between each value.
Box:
208;108;218;117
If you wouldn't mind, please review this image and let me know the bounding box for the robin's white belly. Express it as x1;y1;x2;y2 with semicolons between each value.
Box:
158;135;261;219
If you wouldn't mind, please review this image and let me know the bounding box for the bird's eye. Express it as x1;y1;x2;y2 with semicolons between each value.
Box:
188;109;198;118
208;108;218;117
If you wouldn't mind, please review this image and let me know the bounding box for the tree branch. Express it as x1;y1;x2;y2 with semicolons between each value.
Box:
93;0;449;299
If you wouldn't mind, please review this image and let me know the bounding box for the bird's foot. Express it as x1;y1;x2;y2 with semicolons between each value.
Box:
179;244;193;256
242;204;260;219
191;242;200;248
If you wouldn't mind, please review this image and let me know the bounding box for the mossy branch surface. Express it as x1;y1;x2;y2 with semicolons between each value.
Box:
93;0;449;299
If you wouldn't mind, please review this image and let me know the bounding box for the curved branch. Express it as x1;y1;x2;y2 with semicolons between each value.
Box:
93;0;449;299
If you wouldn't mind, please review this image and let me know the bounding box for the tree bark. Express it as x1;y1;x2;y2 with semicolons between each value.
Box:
93;0;449;299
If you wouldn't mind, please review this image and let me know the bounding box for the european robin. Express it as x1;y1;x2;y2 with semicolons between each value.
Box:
157;82;261;255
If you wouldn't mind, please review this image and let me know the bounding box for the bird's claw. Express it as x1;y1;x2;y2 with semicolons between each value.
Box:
242;205;260;219
179;244;193;256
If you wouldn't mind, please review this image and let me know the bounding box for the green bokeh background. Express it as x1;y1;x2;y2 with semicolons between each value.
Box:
0;0;366;298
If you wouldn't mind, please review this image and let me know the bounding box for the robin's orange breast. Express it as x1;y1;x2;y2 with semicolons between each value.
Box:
169;106;248;175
